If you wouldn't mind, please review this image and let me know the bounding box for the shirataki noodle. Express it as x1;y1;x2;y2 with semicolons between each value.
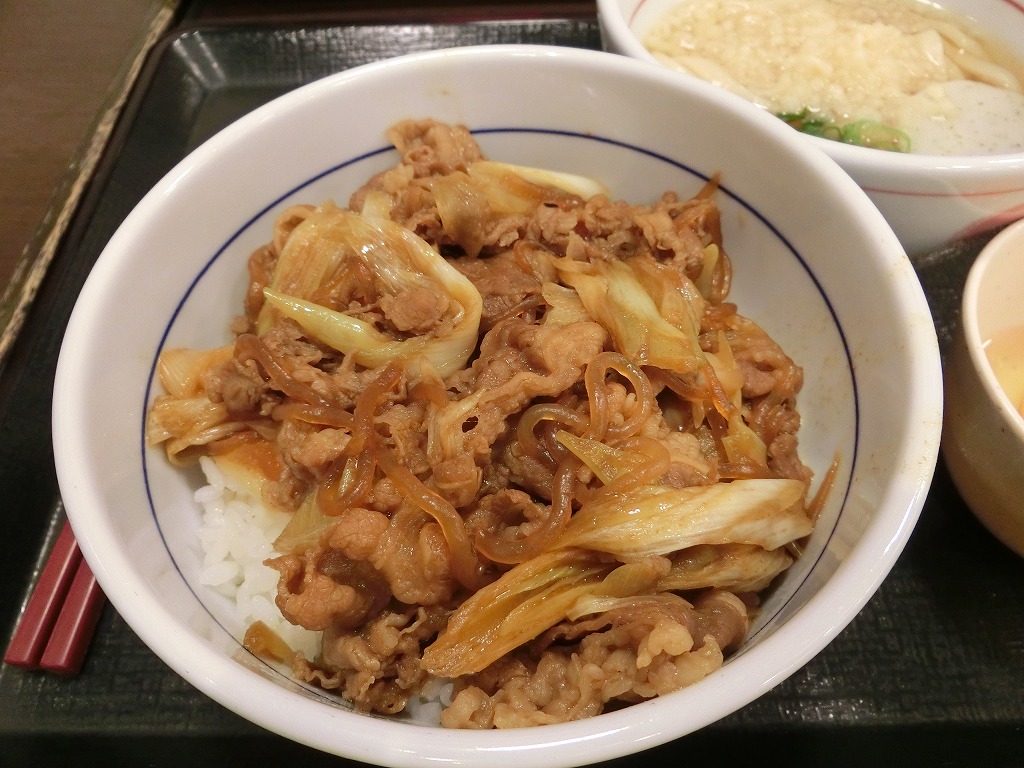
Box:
145;119;817;728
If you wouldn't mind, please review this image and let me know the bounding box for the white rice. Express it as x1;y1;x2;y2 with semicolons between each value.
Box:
193;455;321;660
193;455;451;721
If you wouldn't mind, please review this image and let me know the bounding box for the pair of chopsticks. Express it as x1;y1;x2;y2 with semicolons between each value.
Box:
4;520;105;675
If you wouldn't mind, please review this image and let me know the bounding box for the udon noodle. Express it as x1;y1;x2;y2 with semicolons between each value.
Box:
146;119;816;728
643;0;1024;154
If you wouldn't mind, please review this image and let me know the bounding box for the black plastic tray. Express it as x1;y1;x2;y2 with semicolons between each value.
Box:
2;19;1023;768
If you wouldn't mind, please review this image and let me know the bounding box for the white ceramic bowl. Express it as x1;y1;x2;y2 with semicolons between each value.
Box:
52;45;942;767
943;218;1024;556
597;0;1024;259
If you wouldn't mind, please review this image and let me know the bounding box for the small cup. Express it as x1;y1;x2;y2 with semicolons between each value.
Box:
943;218;1024;556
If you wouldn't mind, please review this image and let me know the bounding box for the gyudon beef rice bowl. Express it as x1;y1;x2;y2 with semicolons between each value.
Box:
145;119;823;728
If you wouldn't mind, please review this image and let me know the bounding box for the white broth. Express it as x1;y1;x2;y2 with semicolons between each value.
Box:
642;0;1024;154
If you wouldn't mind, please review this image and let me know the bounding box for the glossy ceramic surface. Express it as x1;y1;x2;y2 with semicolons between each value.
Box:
597;0;1024;258
943;218;1024;556
52;45;942;767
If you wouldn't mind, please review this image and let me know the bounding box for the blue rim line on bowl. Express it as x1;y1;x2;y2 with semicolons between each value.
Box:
138;126;860;688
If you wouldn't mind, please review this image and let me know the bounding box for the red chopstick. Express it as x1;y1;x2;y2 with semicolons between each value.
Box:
4;520;105;675
38;554;105;674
